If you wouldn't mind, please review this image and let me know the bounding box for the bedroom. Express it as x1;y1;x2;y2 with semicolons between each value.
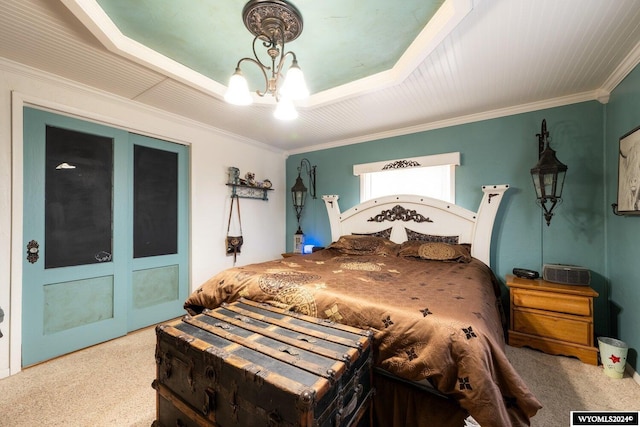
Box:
0;0;639;423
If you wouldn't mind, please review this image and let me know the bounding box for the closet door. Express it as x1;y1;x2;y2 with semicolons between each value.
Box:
22;108;189;366
128;133;189;330
22;108;129;366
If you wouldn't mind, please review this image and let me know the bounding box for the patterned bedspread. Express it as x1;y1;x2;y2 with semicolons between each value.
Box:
184;245;541;426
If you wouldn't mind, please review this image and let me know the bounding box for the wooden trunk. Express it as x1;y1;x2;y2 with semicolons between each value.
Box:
153;298;373;427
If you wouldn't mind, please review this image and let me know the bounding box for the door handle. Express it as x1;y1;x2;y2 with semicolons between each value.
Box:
27;240;39;263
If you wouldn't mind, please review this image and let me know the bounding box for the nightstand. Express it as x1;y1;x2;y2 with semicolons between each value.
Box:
506;274;599;365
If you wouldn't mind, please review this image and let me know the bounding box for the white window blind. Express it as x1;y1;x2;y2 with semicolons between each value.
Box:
354;152;460;203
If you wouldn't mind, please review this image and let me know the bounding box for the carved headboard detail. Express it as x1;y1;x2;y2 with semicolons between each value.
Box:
367;205;433;223
323;185;509;266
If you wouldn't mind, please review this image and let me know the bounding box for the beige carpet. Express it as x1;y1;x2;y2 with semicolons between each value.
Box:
506;344;640;426
0;326;158;427
0;325;638;427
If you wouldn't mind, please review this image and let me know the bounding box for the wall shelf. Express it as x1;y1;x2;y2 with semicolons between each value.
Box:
227;183;273;200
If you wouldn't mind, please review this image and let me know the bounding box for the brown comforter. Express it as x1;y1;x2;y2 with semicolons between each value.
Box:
185;247;541;426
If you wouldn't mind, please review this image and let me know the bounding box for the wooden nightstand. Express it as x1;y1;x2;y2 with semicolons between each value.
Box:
506;274;599;365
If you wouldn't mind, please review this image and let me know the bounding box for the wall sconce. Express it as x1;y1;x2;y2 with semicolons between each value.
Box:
291;158;316;252
530;119;568;226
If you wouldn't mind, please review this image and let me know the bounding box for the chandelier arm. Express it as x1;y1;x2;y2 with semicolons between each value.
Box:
253;30;283;98
274;19;287;64
251;34;274;71
236;56;270;97
271;48;279;98
283;51;297;61
273;52;286;81
270;22;289;97
278;50;297;73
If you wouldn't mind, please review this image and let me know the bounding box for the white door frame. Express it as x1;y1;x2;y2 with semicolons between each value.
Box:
9;91;190;376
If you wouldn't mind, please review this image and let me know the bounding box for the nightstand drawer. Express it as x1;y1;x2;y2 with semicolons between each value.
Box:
512;289;591;316
512;309;592;346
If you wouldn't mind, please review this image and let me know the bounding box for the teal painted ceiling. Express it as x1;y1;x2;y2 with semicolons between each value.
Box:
95;0;443;94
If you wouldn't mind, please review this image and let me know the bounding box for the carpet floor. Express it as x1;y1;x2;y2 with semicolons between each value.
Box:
0;324;638;426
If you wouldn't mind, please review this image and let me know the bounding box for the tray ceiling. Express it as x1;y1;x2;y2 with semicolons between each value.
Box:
93;0;444;95
1;0;640;153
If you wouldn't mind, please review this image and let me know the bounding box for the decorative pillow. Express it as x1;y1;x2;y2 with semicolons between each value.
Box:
405;228;459;244
352;227;392;240
328;235;399;257
399;241;471;263
417;242;472;263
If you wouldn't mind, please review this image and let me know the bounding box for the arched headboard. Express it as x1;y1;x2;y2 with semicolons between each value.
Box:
322;185;509;266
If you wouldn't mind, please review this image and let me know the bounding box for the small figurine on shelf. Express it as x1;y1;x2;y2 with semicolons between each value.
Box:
228;167;240;185
245;172;256;186
262;179;272;189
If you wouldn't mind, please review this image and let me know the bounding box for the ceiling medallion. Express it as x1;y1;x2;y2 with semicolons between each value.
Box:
243;0;303;44
224;0;309;121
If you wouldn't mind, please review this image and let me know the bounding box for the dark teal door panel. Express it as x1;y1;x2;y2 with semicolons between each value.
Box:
128;133;189;330
23;107;129;366
22;108;189;366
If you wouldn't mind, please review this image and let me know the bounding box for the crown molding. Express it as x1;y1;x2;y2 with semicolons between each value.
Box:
289;91;598;155
600;39;640;95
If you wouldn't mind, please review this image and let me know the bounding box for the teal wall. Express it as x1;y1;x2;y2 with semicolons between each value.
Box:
605;64;640;370
287;101;612;345
288;65;640;372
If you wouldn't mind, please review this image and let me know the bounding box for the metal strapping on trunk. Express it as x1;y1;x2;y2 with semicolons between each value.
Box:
183;314;341;382
203;306;354;363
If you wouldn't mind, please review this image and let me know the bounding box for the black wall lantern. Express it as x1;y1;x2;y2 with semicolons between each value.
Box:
530;119;568;226
291;158;316;234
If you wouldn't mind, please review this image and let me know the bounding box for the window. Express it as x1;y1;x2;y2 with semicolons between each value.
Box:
354;152;459;203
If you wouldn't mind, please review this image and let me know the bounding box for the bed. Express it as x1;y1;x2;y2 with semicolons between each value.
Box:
184;185;542;426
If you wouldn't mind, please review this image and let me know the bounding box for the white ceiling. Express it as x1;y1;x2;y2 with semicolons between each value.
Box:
2;0;640;154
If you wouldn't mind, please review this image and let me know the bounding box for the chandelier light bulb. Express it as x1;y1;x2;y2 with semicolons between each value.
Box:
280;60;309;100
273;97;298;121
224;68;253;106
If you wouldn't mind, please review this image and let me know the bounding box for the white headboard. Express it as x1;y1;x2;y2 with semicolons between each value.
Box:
322;185;509;266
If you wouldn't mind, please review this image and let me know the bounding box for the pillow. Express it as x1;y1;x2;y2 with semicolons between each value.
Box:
328;235;399;257
352;227;392;240
405;227;459;244
399;241;472;263
417;242;472;263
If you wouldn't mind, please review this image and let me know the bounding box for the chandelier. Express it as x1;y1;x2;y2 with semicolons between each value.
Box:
224;0;309;120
